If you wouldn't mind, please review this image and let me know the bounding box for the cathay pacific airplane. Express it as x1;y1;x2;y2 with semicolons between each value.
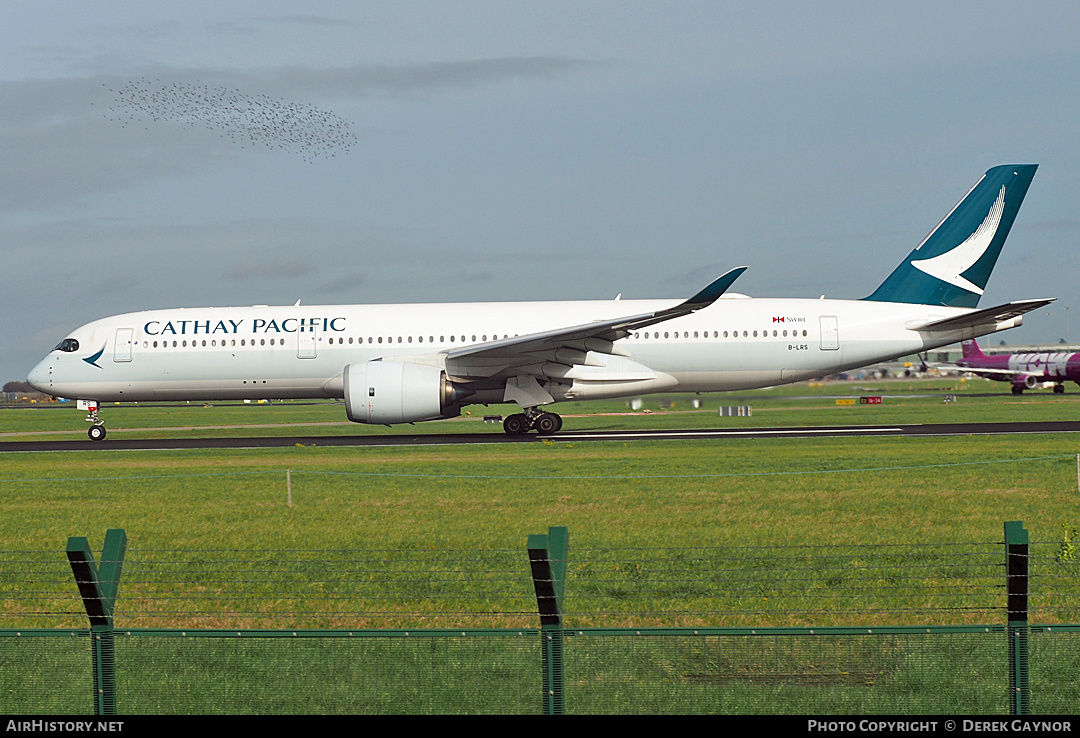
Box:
28;165;1051;441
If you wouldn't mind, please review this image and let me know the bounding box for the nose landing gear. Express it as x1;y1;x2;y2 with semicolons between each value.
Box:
81;401;107;441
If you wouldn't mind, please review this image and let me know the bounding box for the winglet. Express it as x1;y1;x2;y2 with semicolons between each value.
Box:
674;266;748;312
627;266;747;329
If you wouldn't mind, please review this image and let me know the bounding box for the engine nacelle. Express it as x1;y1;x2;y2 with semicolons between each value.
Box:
1014;374;1038;391
343;361;460;424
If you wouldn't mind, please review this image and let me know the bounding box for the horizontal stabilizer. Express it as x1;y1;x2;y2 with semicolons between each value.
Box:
917;298;1054;332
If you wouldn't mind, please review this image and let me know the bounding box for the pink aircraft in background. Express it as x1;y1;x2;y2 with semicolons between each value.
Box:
953;340;1080;394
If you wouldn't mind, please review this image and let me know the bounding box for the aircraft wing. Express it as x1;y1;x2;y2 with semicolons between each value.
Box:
441;267;747;379
916;298;1055;332
951;366;1025;377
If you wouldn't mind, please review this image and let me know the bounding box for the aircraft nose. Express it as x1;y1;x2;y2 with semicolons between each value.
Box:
27;359;51;393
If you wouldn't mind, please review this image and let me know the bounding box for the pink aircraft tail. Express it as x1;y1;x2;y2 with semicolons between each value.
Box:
961;340;987;360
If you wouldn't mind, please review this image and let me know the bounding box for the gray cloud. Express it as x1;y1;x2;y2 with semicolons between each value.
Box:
227;260;317;281
0;57;596;214
1019;218;1080;234
261;57;600;98
318;273;367;294
253;16;353;28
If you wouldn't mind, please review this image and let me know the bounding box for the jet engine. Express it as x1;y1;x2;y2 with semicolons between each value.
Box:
343;361;463;424
1014;374;1039;391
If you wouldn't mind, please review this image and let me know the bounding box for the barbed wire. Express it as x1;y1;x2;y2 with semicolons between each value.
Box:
3;540;1075;629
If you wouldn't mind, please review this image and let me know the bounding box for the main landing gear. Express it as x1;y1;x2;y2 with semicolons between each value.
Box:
503;408;563;436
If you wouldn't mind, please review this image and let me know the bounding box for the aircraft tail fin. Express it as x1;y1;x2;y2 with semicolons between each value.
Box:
961;340;986;360
863;165;1037;308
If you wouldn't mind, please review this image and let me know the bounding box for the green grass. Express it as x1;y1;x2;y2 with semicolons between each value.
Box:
1;415;1079;628
4;382;1080;713
1;433;1078;550
5;629;1077;714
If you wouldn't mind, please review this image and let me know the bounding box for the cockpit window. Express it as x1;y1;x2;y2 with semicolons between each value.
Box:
54;338;80;353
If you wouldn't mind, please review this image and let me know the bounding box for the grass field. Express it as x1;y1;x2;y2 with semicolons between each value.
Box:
4;380;1080;713
2;378;1079;627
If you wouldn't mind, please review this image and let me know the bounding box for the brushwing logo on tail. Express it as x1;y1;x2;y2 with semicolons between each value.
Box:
910;185;1006;296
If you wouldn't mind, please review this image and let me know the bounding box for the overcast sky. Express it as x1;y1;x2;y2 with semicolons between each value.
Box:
4;2;1080;382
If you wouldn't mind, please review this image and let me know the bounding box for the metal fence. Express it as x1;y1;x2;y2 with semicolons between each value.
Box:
2;522;1078;715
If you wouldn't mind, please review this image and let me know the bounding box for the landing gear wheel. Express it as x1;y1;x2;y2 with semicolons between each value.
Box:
1054;384;1065;394
1011;386;1024;395
535;412;563;435
88;424;107;442
551;413;563;433
503;414;530;435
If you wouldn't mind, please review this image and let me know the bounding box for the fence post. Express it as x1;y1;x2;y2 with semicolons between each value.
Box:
67;529;127;716
1003;520;1029;716
528;526;568;715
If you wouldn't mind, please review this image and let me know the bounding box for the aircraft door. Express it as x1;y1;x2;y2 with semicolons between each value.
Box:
819;316;839;351
298;322;317;359
113;328;134;362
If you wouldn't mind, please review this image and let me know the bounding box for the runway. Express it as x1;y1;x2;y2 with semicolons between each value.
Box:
4;420;1080;453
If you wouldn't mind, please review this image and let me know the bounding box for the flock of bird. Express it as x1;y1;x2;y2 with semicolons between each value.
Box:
106;77;357;163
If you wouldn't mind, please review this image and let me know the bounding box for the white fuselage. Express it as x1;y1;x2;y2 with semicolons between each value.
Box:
27;294;1006;406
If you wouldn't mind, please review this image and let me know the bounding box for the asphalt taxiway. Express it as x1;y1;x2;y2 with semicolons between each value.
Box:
3;421;1080;452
